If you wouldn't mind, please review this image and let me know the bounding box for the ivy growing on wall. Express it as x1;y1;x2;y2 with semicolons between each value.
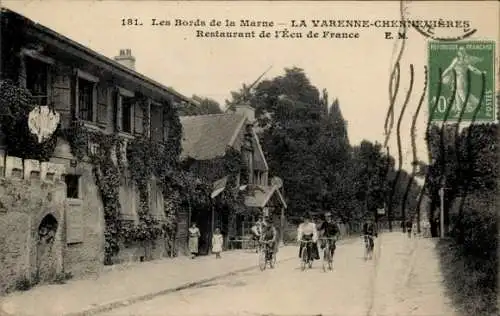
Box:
63;120;123;264
0;80;59;161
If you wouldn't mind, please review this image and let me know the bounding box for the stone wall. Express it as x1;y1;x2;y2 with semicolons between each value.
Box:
0;155;66;294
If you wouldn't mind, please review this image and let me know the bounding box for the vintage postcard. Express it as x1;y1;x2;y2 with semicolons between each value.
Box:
0;1;498;316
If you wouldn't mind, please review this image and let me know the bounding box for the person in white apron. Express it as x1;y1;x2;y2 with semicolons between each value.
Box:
188;222;201;259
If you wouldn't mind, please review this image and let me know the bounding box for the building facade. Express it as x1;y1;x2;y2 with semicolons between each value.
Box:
0;8;195;292
179;105;287;253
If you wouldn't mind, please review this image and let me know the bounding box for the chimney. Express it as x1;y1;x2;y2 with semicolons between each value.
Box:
114;49;136;70
233;103;255;123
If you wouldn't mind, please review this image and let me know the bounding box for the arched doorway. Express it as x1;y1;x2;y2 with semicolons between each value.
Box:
36;214;58;282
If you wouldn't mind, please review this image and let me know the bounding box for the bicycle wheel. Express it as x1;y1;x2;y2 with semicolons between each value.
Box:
268;251;275;269
322;247;329;272
300;246;308;271
259;249;266;271
328;247;334;270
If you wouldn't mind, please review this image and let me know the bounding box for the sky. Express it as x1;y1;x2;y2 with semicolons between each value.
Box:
3;0;498;172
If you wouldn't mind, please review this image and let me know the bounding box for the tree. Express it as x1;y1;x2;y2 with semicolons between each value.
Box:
179;96;222;116
351;140;390;220
225;67;404;229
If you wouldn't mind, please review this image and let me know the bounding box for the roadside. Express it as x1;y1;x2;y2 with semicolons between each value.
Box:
370;232;458;316
1;237;358;316
0;246;299;316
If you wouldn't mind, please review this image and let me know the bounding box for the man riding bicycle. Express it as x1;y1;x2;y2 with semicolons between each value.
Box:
362;218;378;252
260;217;277;261
318;212;340;258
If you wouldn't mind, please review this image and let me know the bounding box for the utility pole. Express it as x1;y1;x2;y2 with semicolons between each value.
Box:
438;177;447;238
438;188;445;238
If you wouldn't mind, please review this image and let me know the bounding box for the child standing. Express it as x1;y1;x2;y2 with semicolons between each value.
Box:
212;228;223;259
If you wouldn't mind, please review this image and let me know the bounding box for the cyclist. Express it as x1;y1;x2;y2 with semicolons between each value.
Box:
362;218;378;257
297;213;319;261
318;212;340;259
251;215;264;252
260;217;277;261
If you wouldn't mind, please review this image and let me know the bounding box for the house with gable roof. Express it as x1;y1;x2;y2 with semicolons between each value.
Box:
179;104;287;254
0;7;199;291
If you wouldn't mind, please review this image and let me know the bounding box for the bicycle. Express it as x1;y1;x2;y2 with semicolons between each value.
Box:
258;240;276;271
361;235;375;260
320;237;336;272
299;240;316;271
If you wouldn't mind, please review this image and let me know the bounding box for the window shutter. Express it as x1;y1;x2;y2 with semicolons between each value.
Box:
52;65;72;128
96;84;108;125
134;102;144;135
116;92;123;131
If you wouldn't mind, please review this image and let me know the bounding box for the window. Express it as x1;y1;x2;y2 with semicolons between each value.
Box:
64;175;80;199
121;95;133;133
78;78;94;121
75;70;99;122
25;57;49;105
254;171;260;185
115;87;136;134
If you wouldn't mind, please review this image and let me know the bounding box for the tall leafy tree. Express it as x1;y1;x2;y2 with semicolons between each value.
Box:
179;96;222;116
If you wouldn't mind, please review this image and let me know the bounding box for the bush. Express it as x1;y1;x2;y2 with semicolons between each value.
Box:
438;239;498;316
449;192;497;260
51;272;73;285
439;192;498;316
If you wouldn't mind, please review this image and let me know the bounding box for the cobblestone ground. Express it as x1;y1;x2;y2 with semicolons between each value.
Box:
103;233;458;316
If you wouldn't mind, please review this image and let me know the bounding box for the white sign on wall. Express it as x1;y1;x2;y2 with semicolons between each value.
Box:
28;106;60;143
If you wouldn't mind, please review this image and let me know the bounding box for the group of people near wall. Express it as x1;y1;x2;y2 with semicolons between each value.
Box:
188;222;224;259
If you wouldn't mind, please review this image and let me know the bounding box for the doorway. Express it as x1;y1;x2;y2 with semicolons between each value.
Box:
190;205;211;255
36;214;58;282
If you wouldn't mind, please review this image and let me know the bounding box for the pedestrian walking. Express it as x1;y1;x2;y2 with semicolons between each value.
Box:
412;221;418;238
405;220;412;238
188;222;201;259
422;220;431;237
212;228;223;259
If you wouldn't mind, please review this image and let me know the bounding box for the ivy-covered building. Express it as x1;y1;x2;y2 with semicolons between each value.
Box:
180;104;287;254
0;7;197;288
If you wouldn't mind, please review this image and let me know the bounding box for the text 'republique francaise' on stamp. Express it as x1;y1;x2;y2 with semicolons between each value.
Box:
428;40;496;123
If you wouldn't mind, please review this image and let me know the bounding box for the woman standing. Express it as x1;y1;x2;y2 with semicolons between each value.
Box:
212;228;224;259
188;222;201;259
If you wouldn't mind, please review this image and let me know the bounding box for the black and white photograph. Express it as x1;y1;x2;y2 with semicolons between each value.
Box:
0;1;498;315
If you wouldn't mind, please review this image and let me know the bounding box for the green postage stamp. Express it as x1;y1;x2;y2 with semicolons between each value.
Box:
428;40;496;122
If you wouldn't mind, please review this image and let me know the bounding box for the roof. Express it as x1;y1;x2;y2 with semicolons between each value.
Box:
245;185;287;209
180;113;247;160
251;129;269;171
2;8;195;105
